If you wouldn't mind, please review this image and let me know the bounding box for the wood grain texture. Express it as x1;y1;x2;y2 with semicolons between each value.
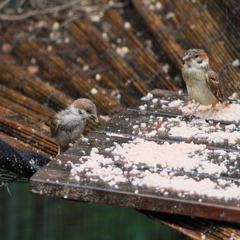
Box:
0;0;240;238
30;89;240;239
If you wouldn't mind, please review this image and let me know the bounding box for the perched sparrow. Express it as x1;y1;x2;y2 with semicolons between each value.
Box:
181;49;223;119
50;98;98;155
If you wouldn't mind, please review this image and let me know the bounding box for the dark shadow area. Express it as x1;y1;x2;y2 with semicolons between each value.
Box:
0;184;190;240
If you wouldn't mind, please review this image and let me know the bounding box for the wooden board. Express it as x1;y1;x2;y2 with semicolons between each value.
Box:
30;89;240;223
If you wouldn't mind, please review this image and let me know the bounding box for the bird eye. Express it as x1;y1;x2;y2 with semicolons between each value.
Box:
78;109;82;115
194;54;199;58
86;109;91;114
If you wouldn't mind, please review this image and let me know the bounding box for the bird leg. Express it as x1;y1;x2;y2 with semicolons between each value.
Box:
204;104;216;120
181;102;201;119
58;145;61;155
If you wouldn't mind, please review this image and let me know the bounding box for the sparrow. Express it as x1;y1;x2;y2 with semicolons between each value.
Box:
50;98;98;155
181;49;223;120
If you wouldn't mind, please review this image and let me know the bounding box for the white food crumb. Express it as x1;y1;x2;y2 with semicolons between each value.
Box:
232;59;240;67
228;92;239;100
124;22;131;29
116;46;129;57
102;32;108;39
95;74;101;81
168;99;183;108
155;2;162;9
157;117;163;122
82;65;89;71
145;130;157;137
165;11;175;19
57;159;62;165
177;101;240;122
81;138;89;142
52;21;60;30
141;92;153;101
47;45;52;51
75;176;80;181
91;88;98;95
201;234;206;240
68;98;240;202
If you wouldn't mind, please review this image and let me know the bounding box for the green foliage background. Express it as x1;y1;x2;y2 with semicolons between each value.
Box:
0;184;190;240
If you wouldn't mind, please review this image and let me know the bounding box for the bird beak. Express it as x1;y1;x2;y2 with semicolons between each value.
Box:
88;114;98;122
183;54;191;61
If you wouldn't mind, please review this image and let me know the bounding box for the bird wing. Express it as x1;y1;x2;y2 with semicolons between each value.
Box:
206;69;223;102
50;112;63;138
50;110;84;138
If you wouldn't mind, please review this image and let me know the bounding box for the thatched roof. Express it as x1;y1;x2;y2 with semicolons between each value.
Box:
0;0;239;156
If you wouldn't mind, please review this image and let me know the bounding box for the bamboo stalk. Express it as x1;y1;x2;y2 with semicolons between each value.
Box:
102;8;178;90
0;53;73;111
71;18;150;96
143;210;240;240
131;0;186;69
0;84;55;118
0;132;49;156
0;116;57;155
13;41;123;115
0;95;50;122
67;23;138;106
165;0;239;96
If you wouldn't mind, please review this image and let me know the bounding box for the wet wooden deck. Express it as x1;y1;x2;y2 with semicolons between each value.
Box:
30;89;240;224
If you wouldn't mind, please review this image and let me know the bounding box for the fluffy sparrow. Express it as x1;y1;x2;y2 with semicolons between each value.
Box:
50;98;98;155
181;49;223;119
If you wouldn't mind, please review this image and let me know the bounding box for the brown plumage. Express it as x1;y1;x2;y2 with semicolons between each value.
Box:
181;49;223;119
50;98;98;155
206;69;223;102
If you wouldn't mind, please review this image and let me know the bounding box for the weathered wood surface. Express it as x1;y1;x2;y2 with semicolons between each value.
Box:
0;0;239;157
141;210;240;240
30;89;240;227
0;0;239;238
